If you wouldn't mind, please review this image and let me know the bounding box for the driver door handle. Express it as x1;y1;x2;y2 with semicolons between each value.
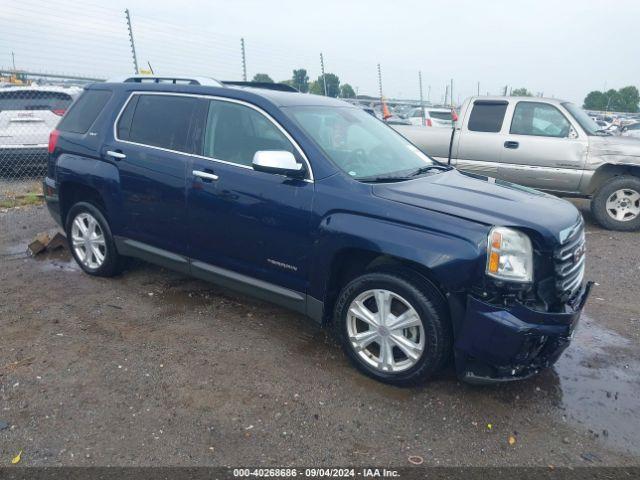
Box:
193;170;219;181
504;141;519;149
106;150;126;160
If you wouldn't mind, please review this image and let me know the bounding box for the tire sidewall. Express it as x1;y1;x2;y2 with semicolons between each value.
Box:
334;272;445;385
592;176;640;231
65;202;119;276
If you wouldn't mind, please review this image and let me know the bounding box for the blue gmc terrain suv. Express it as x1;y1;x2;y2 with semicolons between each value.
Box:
43;76;592;385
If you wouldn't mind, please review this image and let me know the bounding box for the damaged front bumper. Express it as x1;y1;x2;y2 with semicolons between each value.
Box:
455;281;593;384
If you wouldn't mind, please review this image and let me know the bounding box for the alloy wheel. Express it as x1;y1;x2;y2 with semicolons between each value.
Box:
605;188;640;222
71;212;107;269
346;289;425;373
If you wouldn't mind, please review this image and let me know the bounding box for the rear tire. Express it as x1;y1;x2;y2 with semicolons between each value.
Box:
333;270;451;386
65;201;125;277
591;176;640;231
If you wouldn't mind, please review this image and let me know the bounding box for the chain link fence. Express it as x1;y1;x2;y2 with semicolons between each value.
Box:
0;86;85;203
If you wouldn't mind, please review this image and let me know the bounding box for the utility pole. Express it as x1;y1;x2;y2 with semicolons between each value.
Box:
503;85;508;96
418;71;425;125
11;51;16;71
377;63;383;100
444;85;449;106
124;9;139;74
320;53;328;96
427;85;431;104
240;38;247;81
450;78;454;107
477;81;480;96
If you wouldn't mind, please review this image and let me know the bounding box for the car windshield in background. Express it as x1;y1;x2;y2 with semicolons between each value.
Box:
562;102;602;135
285;106;434;181
429;111;452;121
0;91;72;112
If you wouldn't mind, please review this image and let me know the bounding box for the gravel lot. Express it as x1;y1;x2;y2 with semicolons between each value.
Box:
1;200;639;467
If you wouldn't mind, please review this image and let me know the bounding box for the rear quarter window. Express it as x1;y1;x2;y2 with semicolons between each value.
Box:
467;102;508;133
58;90;112;134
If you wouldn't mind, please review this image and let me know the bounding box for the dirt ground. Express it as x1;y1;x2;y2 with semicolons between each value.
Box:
1;200;639;467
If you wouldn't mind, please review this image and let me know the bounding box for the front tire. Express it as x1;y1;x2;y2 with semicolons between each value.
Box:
333;271;451;386
591;176;640;231
65;202;125;277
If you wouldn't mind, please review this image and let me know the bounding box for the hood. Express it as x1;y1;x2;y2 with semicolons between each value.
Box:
589;135;640;158
372;170;581;246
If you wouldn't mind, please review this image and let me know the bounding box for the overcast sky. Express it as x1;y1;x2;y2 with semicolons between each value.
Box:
2;0;639;104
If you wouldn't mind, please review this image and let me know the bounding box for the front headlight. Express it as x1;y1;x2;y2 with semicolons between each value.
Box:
486;227;533;283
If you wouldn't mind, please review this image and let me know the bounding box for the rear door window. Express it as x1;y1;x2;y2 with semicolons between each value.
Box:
58;90;111;134
0;90;72;113
467;101;508;132
119;94;202;153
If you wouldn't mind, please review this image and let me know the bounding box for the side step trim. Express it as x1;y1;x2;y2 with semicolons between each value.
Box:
191;260;303;301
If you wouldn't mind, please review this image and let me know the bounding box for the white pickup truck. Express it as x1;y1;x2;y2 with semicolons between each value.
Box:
394;96;640;231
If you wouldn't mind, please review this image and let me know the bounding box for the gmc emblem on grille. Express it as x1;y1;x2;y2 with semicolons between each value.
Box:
573;244;585;264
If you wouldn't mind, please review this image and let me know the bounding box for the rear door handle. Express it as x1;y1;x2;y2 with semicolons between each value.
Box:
193;170;219;182
106;150;126;160
504;141;519;149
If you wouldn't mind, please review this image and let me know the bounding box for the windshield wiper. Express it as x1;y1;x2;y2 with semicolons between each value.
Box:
358;175;412;183
358;165;452;183
408;165;453;177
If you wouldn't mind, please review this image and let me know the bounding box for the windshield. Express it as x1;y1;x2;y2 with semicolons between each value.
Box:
429;111;452;121
562;102;601;135
285;106;434;180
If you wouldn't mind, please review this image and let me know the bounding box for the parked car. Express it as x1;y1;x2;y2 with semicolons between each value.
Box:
406;107;454;127
394;96;640;231
0;86;80;176
621;122;640;139
44;78;590;385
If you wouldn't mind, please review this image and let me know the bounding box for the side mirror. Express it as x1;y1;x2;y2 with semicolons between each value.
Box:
567;126;579;139
252;150;305;178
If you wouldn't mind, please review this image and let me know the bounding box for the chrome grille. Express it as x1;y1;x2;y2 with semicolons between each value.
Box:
554;223;586;301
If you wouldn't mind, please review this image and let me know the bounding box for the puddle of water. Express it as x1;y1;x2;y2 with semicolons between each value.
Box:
554;315;640;455
30;246;79;272
36;257;80;272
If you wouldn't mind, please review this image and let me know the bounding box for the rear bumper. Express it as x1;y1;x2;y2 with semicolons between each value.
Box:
42;176;63;228
455;282;593;384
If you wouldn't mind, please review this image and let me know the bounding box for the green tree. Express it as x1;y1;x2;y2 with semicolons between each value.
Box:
583;90;607;110
309;73;340;97
340;83;356;98
309;80;323;95
511;87;532;97
584;86;639;112
292;69;309;93
604;89;622;111
252;73;274;83
618;86;639;113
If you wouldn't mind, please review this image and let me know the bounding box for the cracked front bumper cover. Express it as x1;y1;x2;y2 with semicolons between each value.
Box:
455;282;593;384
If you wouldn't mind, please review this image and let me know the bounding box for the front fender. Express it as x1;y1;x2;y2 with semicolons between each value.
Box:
308;211;488;303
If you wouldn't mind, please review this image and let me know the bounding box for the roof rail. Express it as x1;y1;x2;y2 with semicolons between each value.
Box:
107;75;224;87
221;81;298;92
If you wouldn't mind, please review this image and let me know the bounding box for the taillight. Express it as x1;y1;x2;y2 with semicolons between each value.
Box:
48;129;60;154
52;109;66;116
426;118;432;127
